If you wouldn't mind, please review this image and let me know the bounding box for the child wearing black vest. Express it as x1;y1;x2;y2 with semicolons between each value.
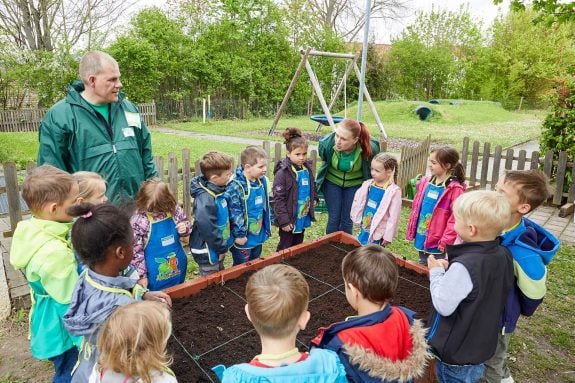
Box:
427;190;514;383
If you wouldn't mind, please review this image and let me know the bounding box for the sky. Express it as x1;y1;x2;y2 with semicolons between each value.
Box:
123;0;512;44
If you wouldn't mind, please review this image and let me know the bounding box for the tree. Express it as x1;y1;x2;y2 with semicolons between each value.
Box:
386;6;484;99
479;9;575;109
279;0;409;42
0;0;136;52
494;0;575;25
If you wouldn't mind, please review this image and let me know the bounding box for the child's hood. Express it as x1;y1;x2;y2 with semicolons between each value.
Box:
10;218;72;270
190;175;226;198
63;270;135;336
503;217;559;267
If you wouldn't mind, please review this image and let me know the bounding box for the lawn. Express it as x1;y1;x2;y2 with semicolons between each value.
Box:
163;99;544;149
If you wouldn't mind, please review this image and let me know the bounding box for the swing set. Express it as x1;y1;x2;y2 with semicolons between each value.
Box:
268;47;387;138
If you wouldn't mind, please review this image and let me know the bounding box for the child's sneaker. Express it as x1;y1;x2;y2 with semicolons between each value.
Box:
501;376;514;383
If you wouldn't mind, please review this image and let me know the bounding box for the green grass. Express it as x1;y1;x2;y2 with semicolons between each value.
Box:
164;99;544;149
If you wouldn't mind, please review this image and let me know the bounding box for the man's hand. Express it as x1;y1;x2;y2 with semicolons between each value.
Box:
176;222;187;234
281;224;294;232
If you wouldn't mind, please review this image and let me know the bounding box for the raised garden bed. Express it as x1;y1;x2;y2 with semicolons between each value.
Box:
165;232;433;382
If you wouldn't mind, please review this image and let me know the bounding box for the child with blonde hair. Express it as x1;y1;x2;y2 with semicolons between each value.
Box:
89;301;177;383
407;146;466;264
216;264;347;382
350;153;402;246
273;128;318;251
74;171;108;205
131;179;191;290
427;190;514;382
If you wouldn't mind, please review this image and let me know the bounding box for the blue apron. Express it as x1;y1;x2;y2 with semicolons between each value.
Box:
357;183;385;245
207;194;234;264
144;213;188;291
235;178;270;249
414;180;446;253
293;166;312;234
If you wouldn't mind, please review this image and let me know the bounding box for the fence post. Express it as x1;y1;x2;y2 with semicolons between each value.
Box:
182;149;191;219
3;162;22;236
554;151;568;205
480;142;490;189
263;141;271;178
461;137;469;170
155;156;165;182
491;145;502;190
469;141;480;188
168;153;178;197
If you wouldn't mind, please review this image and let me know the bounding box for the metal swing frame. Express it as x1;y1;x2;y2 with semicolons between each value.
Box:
268;47;386;138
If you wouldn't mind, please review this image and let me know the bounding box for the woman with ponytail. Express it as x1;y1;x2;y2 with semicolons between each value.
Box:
406;146;467;265
316;119;381;234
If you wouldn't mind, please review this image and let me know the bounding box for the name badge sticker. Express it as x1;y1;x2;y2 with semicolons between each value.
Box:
427;190;439;200
367;199;377;209
161;235;175;247
221;199;228;208
122;128;135;137
124;111;141;128
302;178;309;186
255;196;263;205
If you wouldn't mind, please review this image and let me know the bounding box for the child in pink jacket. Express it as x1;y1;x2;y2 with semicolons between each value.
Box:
350;153;402;246
406;146;466;265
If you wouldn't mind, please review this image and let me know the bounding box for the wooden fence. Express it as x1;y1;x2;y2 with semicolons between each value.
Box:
461;137;574;214
397;135;431;197
0;102;157;132
1;141;318;236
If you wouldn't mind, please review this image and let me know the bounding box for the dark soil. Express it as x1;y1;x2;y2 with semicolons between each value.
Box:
167;241;431;382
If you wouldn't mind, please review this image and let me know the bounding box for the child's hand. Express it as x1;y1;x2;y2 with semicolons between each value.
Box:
176;222;187;234
382;240;391;247
143;291;172;307
281;224;294;232
138;277;148;289
234;237;248;246
219;253;227;261
427;255;448;270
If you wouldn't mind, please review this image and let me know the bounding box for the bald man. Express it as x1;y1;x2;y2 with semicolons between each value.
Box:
38;51;158;205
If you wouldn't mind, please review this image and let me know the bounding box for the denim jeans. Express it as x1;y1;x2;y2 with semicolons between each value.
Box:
230;245;263;266
49;346;78;383
435;359;485;383
323;180;361;235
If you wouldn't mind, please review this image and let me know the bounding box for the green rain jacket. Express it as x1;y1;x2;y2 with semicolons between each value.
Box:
9;218;80;360
37;81;158;204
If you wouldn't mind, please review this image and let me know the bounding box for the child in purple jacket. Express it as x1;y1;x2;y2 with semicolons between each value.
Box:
272;128;318;251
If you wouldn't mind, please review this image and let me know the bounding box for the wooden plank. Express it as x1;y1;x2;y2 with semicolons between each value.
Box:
480;142;490;189
517;150;526;170
168;153;178;197
491;145;502;190
543;150;554;179
274;142;282;165
469;141;480;187
559;202;574;218
530;151;540;170
3;162;22;234
461;137;469;169
262;141;271;178
154;156;164;182
309;150;318;178
505;149;514;170
194;160;201;176
553;151;568;205
569;158;575;203
182;149;191;219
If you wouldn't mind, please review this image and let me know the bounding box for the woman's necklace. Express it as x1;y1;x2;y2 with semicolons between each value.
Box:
254;347;299;361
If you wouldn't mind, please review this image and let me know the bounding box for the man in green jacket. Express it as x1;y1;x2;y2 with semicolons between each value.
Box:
38;51;158;205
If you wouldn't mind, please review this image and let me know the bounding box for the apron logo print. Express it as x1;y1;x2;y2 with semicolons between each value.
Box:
155;253;181;281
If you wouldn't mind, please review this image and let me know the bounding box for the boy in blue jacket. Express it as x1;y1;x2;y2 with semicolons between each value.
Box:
226;146;272;265
215;264;347;383
189;151;235;276
480;170;560;383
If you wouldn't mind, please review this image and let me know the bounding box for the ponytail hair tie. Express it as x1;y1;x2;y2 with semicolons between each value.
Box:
81;211;93;219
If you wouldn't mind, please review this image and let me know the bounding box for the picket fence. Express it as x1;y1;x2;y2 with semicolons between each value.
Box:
0;102;157;132
2;136;573;236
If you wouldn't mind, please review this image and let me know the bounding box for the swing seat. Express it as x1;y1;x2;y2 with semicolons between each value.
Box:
310;114;345;126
